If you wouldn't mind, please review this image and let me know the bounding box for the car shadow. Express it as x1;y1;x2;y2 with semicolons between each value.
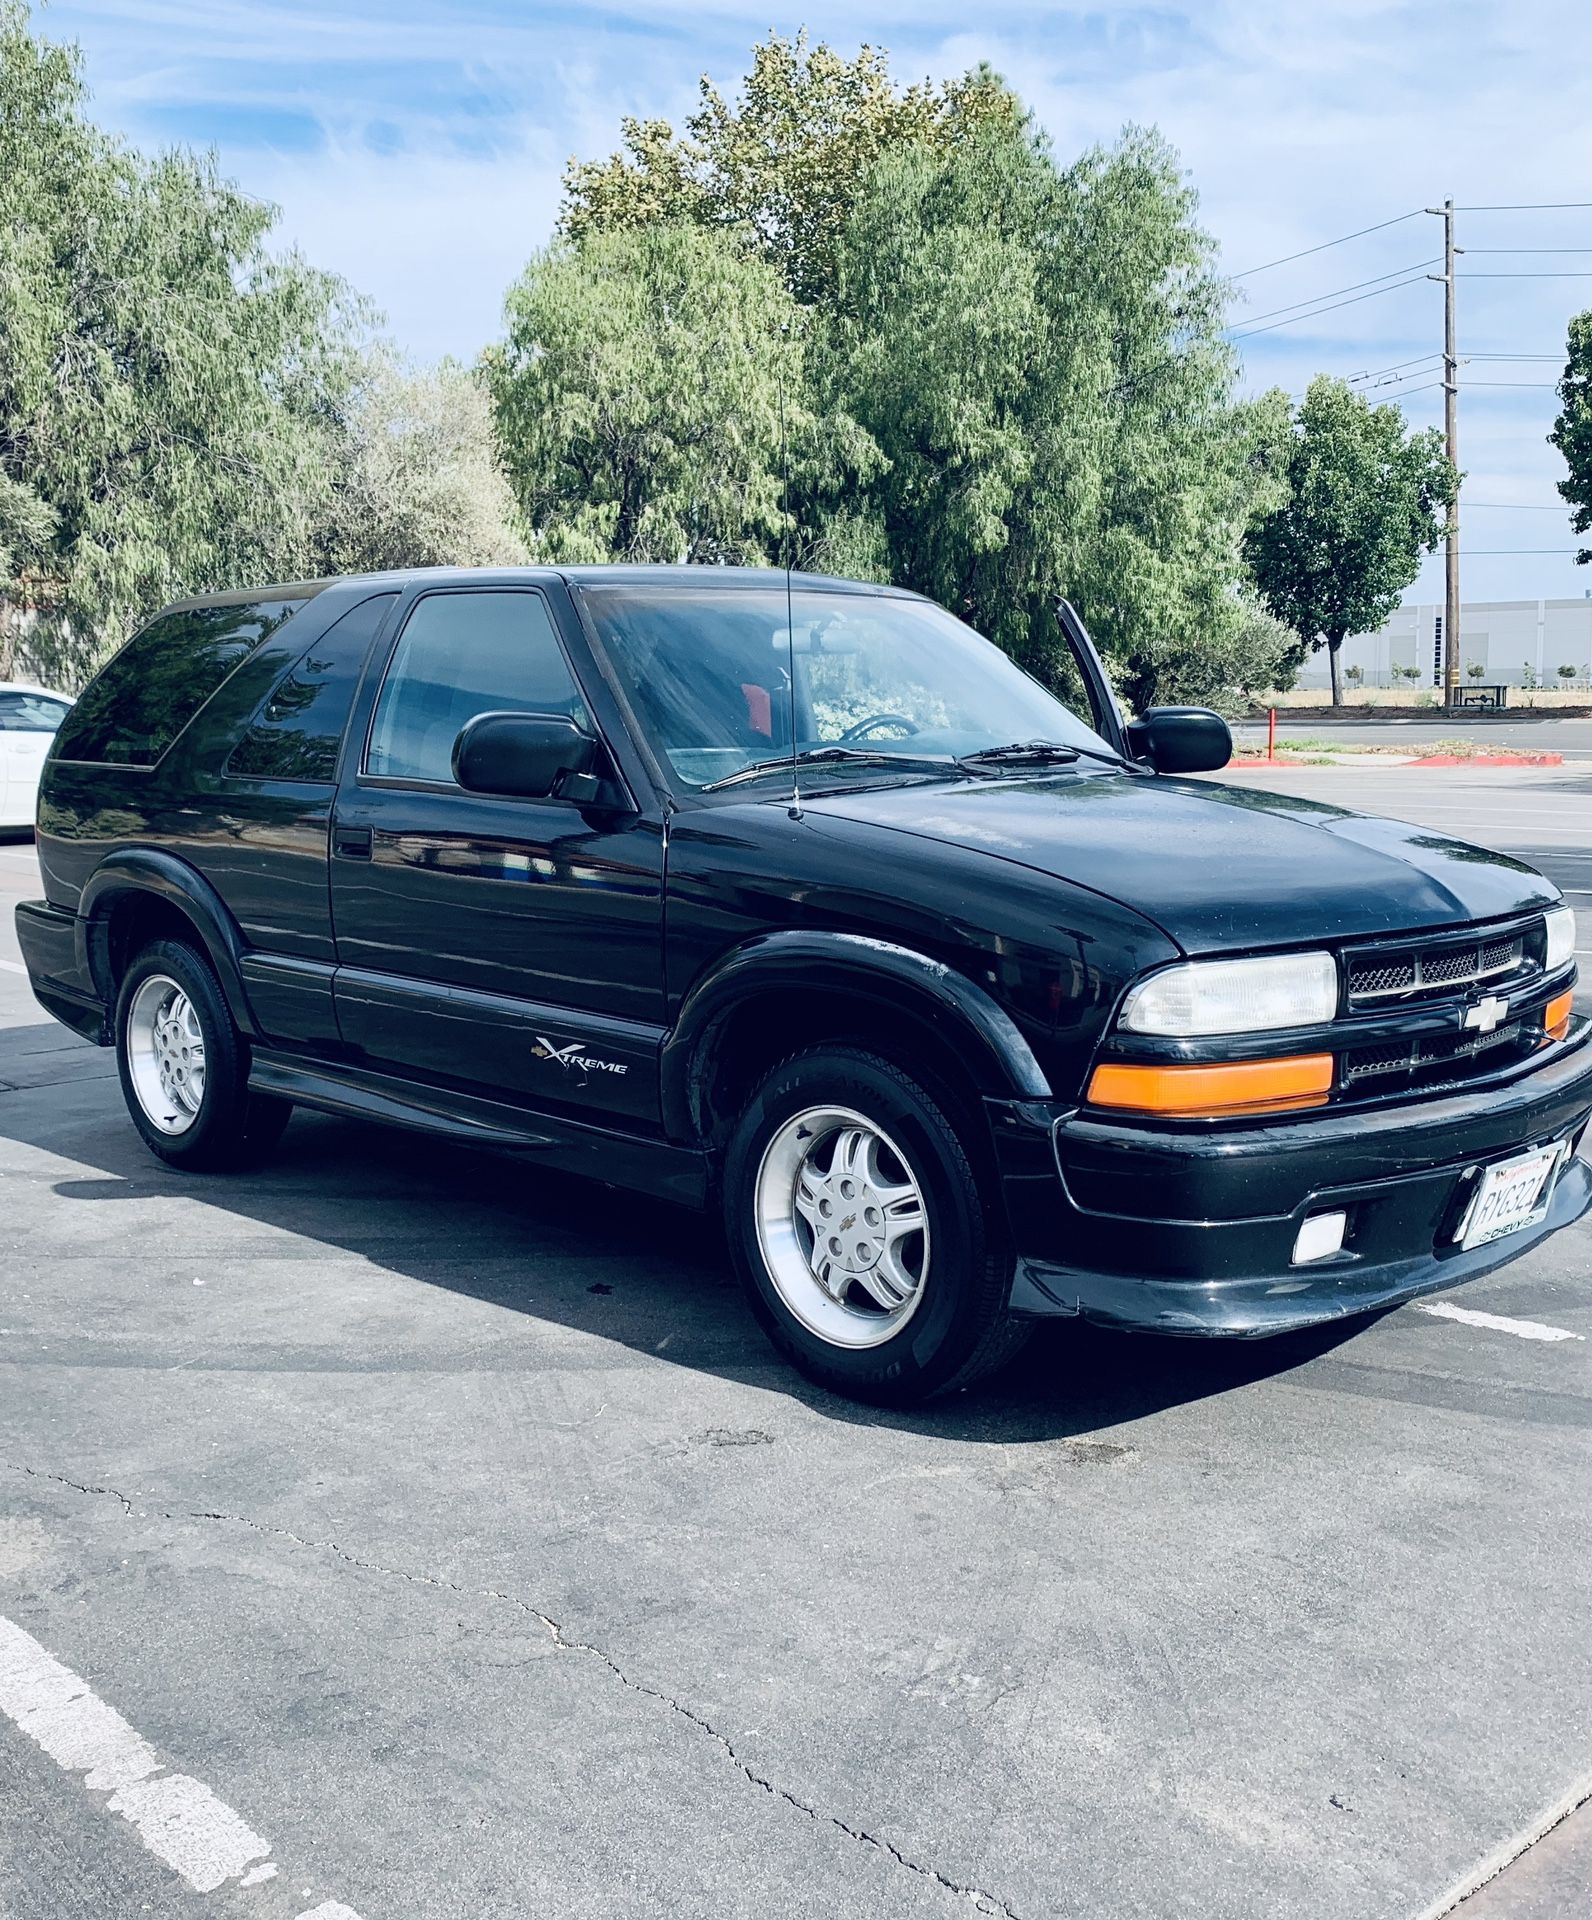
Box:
1;1024;1371;1443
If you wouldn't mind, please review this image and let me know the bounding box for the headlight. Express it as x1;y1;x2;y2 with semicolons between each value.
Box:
1543;903;1576;974
1119;952;1339;1037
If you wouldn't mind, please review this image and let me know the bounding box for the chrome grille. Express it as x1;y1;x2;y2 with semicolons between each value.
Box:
1346;929;1528;1006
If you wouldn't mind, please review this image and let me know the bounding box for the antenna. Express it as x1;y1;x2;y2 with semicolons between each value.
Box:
778;321;800;816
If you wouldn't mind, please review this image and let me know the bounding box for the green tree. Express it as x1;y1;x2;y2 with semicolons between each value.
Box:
560;31;1019;306
314;352;527;575
488;222;875;565
1244;376;1455;707
1550;312;1592;565
820;121;1274;705
0;1;364;682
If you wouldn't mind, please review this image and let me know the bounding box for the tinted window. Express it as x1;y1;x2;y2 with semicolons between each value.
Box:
54;599;306;766
227;594;396;783
0;693;70;732
366;591;587;784
582;585;1112;789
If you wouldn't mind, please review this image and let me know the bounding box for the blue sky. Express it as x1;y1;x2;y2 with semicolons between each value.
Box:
36;0;1592;605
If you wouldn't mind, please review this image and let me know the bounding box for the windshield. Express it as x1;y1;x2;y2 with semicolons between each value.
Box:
579;583;1117;791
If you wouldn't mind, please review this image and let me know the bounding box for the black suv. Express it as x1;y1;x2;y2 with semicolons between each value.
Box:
17;567;1592;1402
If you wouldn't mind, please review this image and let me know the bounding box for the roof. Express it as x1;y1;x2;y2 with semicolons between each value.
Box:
156;563;917;612
555;565;914;597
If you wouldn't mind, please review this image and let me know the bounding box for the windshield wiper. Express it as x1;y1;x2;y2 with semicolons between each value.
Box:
955;739;1127;772
701;746;952;792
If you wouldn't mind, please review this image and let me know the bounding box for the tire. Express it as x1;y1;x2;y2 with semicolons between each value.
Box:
723;1046;1028;1404
114;938;291;1171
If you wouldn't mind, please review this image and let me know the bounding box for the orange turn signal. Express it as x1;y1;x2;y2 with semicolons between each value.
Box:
1544;989;1573;1042
1086;1052;1335;1117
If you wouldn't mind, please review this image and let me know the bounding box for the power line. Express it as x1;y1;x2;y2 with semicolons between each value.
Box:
1459;271;1592;278
1456;201;1592;211
1349;352;1443;382
1462;548;1582;554
1466;248;1592;254
1230;274;1432;339
1356;368;1443;393
1467;501;1570;509
1233;260;1440;330
1230;209;1422;279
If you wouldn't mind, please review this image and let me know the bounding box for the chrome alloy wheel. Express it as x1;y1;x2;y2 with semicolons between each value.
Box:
754;1104;930;1349
125;974;207;1135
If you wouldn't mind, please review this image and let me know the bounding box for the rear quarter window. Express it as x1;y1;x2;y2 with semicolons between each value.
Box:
226;593;396;783
53;598;306;766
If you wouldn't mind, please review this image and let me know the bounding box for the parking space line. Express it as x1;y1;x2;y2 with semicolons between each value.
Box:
1416;1301;1584;1342
0;1614;364;1912
0;959;27;974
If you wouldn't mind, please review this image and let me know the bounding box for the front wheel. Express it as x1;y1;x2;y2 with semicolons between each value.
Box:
723;1047;1027;1404
115;939;290;1170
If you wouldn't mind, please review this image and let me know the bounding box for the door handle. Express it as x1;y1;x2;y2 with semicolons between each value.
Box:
334;825;373;859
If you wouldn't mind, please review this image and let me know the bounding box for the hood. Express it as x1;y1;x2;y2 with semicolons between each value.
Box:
799;769;1556;955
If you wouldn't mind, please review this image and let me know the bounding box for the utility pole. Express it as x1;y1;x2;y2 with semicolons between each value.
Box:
1427;200;1461;707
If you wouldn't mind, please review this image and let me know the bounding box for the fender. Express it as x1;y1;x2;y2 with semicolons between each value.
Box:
661;929;1051;1139
77;849;261;1041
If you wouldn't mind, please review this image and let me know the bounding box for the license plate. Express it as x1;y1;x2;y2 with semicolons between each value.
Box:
1456;1144;1564;1251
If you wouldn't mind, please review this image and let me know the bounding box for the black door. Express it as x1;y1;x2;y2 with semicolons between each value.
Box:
329;585;666;1126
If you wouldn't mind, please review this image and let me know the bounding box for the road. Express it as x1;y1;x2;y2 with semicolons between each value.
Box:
2;765;1590;1920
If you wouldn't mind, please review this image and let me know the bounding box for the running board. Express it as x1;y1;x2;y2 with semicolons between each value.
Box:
250;1053;709;1207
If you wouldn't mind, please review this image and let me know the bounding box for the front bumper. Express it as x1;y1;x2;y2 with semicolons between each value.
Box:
991;1026;1592;1335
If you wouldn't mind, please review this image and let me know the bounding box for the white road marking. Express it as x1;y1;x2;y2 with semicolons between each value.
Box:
1416;1301;1584;1342
0;958;28;974
0;1614;364;1911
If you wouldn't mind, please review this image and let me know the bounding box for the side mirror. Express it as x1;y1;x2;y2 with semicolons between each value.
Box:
452;711;600;799
1126;706;1232;774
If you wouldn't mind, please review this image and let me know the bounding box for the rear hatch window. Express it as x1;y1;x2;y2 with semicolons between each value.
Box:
53;598;307;766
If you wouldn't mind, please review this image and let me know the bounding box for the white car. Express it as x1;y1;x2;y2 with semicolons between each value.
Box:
0;683;73;831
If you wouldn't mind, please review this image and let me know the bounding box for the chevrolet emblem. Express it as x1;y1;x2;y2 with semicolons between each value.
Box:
1463;995;1509;1034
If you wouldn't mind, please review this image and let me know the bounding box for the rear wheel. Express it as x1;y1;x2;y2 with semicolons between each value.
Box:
115;939;290;1170
723;1047;1027;1404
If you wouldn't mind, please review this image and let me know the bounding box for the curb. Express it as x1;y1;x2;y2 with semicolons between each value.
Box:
1227;753;1563;771
1406;752;1563;767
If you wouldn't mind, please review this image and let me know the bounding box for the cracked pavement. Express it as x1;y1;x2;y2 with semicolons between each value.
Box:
3;784;1592;1920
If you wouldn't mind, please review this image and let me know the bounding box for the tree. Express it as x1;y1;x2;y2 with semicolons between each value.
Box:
313;353;527;575
488;222;874;565
819;120;1274;705
0;2;365;683
1550;312;1592;565
560;31;1019;306
536;38;1303;708
1133;594;1309;717
1244;377;1455;706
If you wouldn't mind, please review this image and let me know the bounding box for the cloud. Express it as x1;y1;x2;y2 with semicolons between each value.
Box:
41;0;1592;599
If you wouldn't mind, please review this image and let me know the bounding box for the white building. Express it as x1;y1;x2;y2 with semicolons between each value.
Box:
1294;597;1592;690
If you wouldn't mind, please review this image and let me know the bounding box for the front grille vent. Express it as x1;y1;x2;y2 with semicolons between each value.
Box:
1342;1018;1527;1090
1346;931;1527;1007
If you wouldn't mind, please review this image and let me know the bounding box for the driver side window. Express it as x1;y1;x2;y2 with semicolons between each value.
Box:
367;590;589;785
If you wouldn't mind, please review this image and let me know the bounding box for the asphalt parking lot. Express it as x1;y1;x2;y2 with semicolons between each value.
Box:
2;763;1590;1920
